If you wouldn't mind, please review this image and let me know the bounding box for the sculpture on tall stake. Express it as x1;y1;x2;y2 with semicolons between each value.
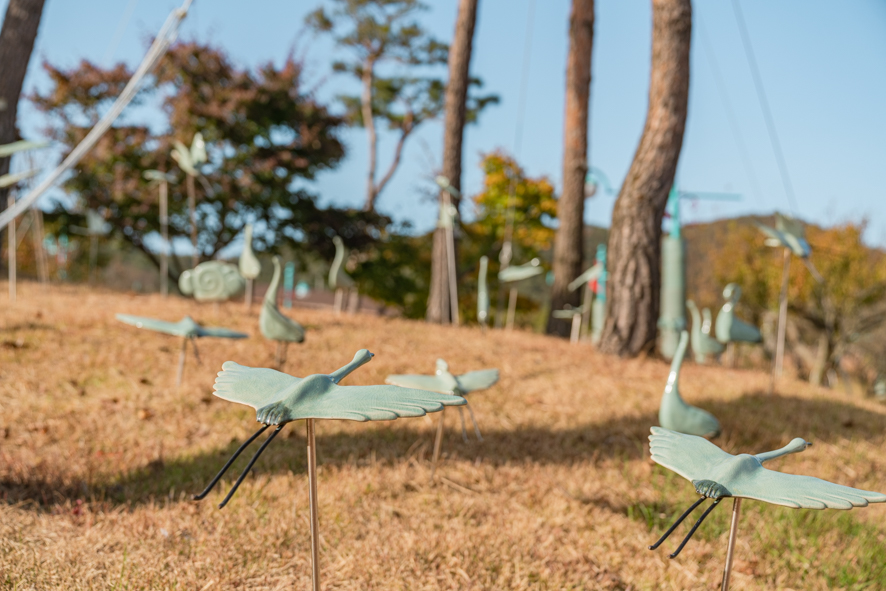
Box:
714;283;762;367
754;213;824;390
170;132;207;268
658;331;720;438
435;175;461;325
194;349;466;591
328;235;355;314
498;258;543;330
477;256;490;329
647;427;885;590
116;314;247;388
386;359;498;480
143;170;176;297
687;300;724;363
261;256;305;369
567;251;604;342
238;223;261;309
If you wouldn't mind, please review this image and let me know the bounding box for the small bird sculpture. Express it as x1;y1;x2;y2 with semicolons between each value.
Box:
239;224;261;309
260;256;305;369
754;212;811;258
647;426;885;585
386;359;498;479
658;331;720;438
116;314;247;388
194;349;466;589
714;283;762;344
687;300;725;363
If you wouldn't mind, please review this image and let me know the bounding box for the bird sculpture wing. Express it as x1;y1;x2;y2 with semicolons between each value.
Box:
195;325;249;339
498;265;544;283
456;369;499;393
116;314;192;337
292;383;466;422
649;427;734;482
213;361;302;409
726;466;886;510
385;374;452;394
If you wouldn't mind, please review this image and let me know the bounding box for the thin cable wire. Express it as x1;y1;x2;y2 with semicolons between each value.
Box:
0;0;192;232
103;0;141;65
730;0;799;215
698;17;763;205
512;0;537;155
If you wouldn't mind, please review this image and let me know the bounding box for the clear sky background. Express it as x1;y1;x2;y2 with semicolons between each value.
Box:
5;0;886;245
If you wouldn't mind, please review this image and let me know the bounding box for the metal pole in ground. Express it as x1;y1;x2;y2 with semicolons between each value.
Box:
721;498;742;591
306;419;321;591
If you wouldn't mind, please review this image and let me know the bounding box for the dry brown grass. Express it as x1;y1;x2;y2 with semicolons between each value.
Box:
1;281;885;590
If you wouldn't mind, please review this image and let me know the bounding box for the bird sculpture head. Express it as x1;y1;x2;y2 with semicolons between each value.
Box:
435;359;450;375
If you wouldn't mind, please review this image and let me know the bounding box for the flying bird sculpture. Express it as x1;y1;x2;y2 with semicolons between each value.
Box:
658;331;720;438
498;258;544;331
648;426;885;589
116;314;247;388
386;359;498;480
239;224;261;309
328;235;355;313
194;349;466;590
714;284;762;344
552;304;589;344
687;300;724;363
754;212;811;258
261;256;305;369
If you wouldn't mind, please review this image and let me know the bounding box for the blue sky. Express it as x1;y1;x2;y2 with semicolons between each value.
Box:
6;0;886;245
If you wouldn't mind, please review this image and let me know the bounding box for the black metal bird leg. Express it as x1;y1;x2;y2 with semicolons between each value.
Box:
669;498;722;559
218;425;284;509
648;496;706;550
193;424;270;500
190;337;202;366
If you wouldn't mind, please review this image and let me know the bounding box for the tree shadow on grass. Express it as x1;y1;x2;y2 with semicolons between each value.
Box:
3;391;884;511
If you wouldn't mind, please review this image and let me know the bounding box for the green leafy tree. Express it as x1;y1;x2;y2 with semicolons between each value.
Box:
32;42;387;281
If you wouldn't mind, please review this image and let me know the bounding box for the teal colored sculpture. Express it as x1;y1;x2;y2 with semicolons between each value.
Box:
260;256;305;369
179;261;245;302
658;331;720;438
283;261;295;309
477;256;490;327
116;313;247;388
687;300;725;363
195;349;466;590
568;259;603;342
754;212;811;258
171;132;208;268
591;245;607;345
328;235;355;313
386;359;498;479
552;304;588;344
498;258;543;331
238;224;261;309
648;427;885;589
714;284;762;344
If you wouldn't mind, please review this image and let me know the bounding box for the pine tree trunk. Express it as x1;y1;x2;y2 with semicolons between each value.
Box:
427;0;478;324
0;0;46;205
599;0;691;357
547;0;594;337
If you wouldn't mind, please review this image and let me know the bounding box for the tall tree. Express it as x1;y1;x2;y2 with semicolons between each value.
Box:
546;0;594;337
306;0;448;212
0;0;46;204
426;0;479;324
599;0;691;357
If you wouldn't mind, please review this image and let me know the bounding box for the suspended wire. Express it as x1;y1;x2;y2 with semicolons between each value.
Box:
103;0;141;65
512;0;537;155
0;0;193;232
730;0;799;215
697;17;763;205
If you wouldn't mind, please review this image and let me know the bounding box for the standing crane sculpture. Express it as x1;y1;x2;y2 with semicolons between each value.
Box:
261;256;305;369
194;349;466;591
386;360;498;480
647;427;885;590
715;284;762;344
687;300;724;363
658;331;720;438
238;224;261;309
328;235;355;314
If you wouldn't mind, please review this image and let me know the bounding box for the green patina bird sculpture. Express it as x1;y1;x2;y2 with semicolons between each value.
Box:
754;212;811;259
194;349;466;590
386;359;498;480
261;256;305;369
648;426;886;589
552;304;589;344
328;235;355;313
714;284;762;344
116;314;247;388
477;256;490;328
239;224;261;309
687;300;725;363
658;331;720;438
499;258;544;331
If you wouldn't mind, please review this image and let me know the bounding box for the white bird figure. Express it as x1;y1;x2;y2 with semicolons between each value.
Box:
658;331;720;438
260;256;305;369
328;235;355;313
238;224;261;309
715;283;762;344
687;300;724;363
647;426;885;589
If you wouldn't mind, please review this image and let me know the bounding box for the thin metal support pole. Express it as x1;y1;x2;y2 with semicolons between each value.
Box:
443;198;460;326
570;314;581;343
160;180;168;297
8;195;16;302
772;248;791;392
430;408;445;481
334;288;343;314
506;288;518;331
721;498;742;591
245;278;253;309
175;336;187;389
306;419;321;591
580;285;592;340
187;174;198;268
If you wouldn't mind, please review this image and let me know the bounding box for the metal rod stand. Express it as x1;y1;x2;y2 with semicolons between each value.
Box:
175;337;187;389
306;419;321;591
245;278;253;309
772;248;791;393
721;498;742;591
506;288;518;331
430;408;446;481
